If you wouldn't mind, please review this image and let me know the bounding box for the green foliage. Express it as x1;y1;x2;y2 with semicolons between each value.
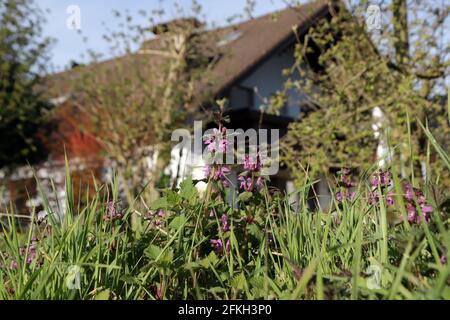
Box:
0;125;449;300
281;1;450;187
0;0;52;167
70;11;216;207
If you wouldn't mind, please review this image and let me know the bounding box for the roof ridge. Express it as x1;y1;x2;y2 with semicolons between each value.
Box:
220;0;328;30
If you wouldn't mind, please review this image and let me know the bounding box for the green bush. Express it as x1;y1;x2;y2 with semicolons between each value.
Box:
0;126;449;300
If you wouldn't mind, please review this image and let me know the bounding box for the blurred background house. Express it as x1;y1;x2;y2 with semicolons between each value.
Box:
1;1;335;217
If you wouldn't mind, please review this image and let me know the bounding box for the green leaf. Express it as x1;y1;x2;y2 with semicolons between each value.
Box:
179;177;198;202
94;289;110;300
230;273;247;290
167;190;182;206
169;214;186;230
207;287;227;294
120;275;138;285
198;251;218;268
247;224;263;241
160;249;174;266
183;262;200;270
150;197;168;210
238;192;253;202
144;244;163;260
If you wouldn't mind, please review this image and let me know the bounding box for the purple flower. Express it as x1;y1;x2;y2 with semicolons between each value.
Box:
441;255;447;264
337;168;355;188
402;184;433;225
222;179;230;188
336;190;356;202
145;210;156;217
203;165;211;178
371;170;391;188
220;214;230;232
26;248;36;265
10;260;18;270
370;175;380;188
347;191;356;201
210;239;222;251
204;128;229;154
17;245;37;265
157;210;165;217
341;175;355;188
210;238;231;254
218;138;229;153
404;184;414;201
244;155;262;172
104;201;122;221
420;204;433;214
406;203;416;223
255;176;265;189
207;141;217;153
146;210;165;228
380;171;391;186
238;176;253;192
213;165;230;181
225;239;230;253
386;192;395;207
416;192;426;205
368;191;380;205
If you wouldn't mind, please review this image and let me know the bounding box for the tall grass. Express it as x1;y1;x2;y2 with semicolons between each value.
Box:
0;130;449;300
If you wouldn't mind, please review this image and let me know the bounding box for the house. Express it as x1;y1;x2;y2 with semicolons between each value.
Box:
0;0;335;216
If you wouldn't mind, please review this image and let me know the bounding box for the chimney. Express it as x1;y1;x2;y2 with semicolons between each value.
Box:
151;18;205;35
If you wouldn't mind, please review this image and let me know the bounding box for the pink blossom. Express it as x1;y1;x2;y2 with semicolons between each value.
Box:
243;155;262;172
404;184;414;201
222;179;230;188
336;190;356;202
371;170;391;188
238;176;253;192
218;138;229;153
225;239;231;252
255;176;265;189
210;238;230;254
10;260;18;270
213;165;230;180
203;164;211;178
368;191;380;205
386;192;395;206
406;203;416;223
221;214;230;232
104;201;122;221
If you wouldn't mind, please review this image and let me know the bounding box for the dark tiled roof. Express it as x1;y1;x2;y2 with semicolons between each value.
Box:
43;1;332;101
205;0;331;95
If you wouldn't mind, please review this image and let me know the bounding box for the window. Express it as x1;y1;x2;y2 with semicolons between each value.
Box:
228;86;254;110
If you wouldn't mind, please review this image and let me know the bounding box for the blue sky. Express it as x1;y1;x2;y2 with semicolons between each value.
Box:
38;0;291;72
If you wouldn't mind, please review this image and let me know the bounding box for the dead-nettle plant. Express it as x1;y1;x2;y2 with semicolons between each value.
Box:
171;120;280;177
1;126;448;300
70;7;217;208
279;0;450;188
